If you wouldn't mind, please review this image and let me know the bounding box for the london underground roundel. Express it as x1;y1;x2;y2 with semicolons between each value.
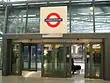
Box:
44;13;63;28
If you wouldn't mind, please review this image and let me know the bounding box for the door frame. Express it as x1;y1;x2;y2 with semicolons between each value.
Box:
22;43;38;71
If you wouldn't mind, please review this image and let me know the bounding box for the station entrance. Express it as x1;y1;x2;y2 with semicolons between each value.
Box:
4;38;103;78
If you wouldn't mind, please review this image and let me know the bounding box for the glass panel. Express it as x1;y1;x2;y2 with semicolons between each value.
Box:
67;6;70;33
71;5;93;33
12;44;21;74
0;10;4;34
95;6;110;32
27;6;69;33
27;8;40;33
8;9;26;33
54;44;65;76
0;45;1;69
37;44;42;71
30;46;36;70
91;44;101;78
85;43;101;78
43;44;54;76
9;0;27;2
5;0;110;2
65;45;71;77
85;44;91;77
43;44;65;77
23;46;29;69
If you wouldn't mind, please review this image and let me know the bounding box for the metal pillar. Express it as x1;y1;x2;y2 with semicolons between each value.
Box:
93;0;95;32
3;5;8;33
69;0;72;33
25;2;28;33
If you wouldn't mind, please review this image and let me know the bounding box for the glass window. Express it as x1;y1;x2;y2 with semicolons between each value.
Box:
0;9;4;69
10;0;27;1
0;42;2;69
43;44;65;77
71;5;93;33
7;8;27;33
0;10;4;34
95;6;110;32
27;8;40;33
67;6;70;33
27;5;69;33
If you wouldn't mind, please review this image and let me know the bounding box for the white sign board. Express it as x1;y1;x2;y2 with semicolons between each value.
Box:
42;34;63;38
40;6;67;34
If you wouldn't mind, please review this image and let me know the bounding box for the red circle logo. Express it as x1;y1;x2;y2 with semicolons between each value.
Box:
45;13;63;28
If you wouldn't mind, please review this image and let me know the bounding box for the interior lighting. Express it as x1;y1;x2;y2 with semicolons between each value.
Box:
90;7;93;11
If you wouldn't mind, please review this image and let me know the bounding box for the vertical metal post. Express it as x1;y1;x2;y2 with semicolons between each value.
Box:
3;5;8;33
69;0;72;33
28;44;31;70
69;44;72;77
93;0;95;32
25;2;28;33
2;38;7;76
63;43;66;77
41;43;44;77
46;0;49;7
35;44;38;71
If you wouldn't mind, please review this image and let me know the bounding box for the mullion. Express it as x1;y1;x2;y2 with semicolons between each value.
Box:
28;44;31;70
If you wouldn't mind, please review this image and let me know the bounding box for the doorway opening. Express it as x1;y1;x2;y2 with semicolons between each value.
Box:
22;44;42;77
71;43;102;79
10;39;103;78
42;44;69;77
12;43;42;77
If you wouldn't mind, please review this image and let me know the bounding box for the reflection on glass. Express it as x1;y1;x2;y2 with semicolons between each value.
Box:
8;9;26;33
37;44;42;71
85;44;91;77
43;44;53;75
23;46;29;69
0;10;4;33
12;44;20;74
71;6;93;33
55;44;65;74
43;44;65;77
0;46;1;69
95;6;110;33
91;44;101;77
31;46;36;69
27;8;40;33
23;44;42;71
85;43;101;78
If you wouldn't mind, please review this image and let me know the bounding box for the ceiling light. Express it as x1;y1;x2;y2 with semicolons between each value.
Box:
90;7;93;11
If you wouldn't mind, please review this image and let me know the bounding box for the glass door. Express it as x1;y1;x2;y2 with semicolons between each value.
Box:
30;45;37;70
12;43;22;75
65;44;71;77
23;45;29;70
23;44;38;71
42;44;66;77
85;43;102;78
85;43;91;78
37;44;42;71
